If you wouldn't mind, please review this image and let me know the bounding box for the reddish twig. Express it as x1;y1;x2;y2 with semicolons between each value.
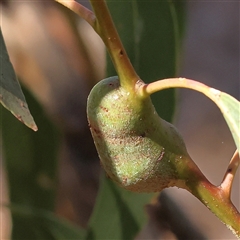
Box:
220;150;240;199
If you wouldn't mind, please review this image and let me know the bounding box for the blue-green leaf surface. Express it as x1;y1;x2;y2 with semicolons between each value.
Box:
214;91;240;152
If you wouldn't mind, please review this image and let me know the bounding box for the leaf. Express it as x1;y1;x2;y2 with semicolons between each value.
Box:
8;204;86;240
1;86;60;238
185;82;240;153
86;175;152;240
0;28;37;131
212;91;240;152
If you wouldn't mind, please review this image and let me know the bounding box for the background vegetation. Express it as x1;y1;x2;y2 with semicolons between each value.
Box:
0;1;239;239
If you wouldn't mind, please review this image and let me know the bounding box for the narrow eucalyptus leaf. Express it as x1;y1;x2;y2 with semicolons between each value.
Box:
0;28;37;131
217;91;240;152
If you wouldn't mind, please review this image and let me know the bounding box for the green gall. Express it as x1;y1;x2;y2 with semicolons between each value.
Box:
87;76;189;192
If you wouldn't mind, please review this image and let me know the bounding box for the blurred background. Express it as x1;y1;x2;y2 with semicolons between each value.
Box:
1;0;239;239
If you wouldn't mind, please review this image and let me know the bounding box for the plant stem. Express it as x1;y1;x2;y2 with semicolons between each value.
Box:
139;77;239;151
220;150;239;198
189;178;240;238
175;156;240;238
55;0;96;27
89;0;139;92
138;78;220;101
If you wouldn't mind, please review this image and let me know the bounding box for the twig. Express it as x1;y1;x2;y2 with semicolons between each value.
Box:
55;0;96;28
174;155;240;238
56;0;139;92
220;150;240;199
138;77;239;152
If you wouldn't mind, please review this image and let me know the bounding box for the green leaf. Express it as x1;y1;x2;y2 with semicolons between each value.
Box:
0;28;37;131
8;204;86;240
1;86;60;238
86;175;152;240
214;91;240;152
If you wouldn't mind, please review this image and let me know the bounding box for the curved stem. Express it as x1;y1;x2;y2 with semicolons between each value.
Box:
89;0;139;92
138;77;221;102
55;0;96;27
139;77;239;150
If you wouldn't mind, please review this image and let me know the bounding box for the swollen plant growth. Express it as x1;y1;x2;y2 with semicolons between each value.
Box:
56;0;240;237
87;76;188;192
1;0;239;238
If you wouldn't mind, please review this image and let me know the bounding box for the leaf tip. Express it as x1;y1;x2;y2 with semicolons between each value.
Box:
32;125;38;132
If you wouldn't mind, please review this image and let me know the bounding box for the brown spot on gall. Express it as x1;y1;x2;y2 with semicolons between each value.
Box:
100;105;109;112
157;151;165;162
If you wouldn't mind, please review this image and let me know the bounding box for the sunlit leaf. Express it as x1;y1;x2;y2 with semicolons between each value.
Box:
213;91;239;152
0;28;37;131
